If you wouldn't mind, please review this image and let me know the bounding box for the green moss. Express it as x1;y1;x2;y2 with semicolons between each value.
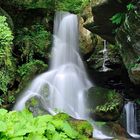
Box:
54;113;93;138
70;120;93;137
53;113;70;121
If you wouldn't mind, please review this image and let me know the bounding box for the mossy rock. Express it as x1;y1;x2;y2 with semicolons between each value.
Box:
70;120;93;138
25;95;48;116
87;86;124;121
54;113;93;138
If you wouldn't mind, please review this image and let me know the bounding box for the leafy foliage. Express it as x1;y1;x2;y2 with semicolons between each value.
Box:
0;16;15;102
0;109;88;140
127;3;135;11
17;60;48;78
110;3;135;25
110;13;125;25
15;24;51;62
56;0;90;14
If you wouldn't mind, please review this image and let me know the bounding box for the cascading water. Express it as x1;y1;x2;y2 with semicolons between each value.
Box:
124;102;140;138
101;40;110;72
14;12;92;119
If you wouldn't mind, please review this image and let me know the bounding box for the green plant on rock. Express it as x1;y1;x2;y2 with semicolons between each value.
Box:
95;90;121;113
110;3;135;25
110;12;125;25
127;3;135;11
0;109;89;140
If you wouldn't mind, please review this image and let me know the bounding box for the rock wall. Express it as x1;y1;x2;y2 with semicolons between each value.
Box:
116;1;140;85
85;0;140;87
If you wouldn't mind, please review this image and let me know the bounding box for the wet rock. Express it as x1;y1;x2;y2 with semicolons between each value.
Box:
85;0;131;44
94;121;128;139
79;5;97;60
116;1;140;85
87;86;124;121
25;95;48;116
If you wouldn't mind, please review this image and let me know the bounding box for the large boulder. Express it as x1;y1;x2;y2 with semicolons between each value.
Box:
87;86;124;121
116;1;140;85
25;95;48;116
85;0;132;44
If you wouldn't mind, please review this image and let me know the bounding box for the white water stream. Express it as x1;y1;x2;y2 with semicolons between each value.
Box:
101;40;111;72
125;102;140;138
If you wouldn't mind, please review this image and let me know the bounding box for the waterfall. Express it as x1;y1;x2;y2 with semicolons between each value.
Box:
125;102;140;138
13;12;92;119
101;40;110;72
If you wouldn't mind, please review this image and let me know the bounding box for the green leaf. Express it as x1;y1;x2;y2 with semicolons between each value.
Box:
62;122;78;138
25;133;48;140
127;3;135;11
0;121;7;132
110;13;125;25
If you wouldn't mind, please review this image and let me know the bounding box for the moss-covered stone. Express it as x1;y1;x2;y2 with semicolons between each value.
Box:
70;120;93;138
54;113;93;138
25;95;48;116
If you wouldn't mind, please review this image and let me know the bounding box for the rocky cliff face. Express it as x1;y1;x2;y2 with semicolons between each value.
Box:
116;1;140;85
85;0;132;44
85;0;140;86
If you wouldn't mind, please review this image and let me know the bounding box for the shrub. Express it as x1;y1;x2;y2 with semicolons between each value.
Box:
0;16;15;97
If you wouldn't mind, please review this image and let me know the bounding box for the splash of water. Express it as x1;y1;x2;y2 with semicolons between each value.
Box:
125;102;140;138
14;12;92;119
